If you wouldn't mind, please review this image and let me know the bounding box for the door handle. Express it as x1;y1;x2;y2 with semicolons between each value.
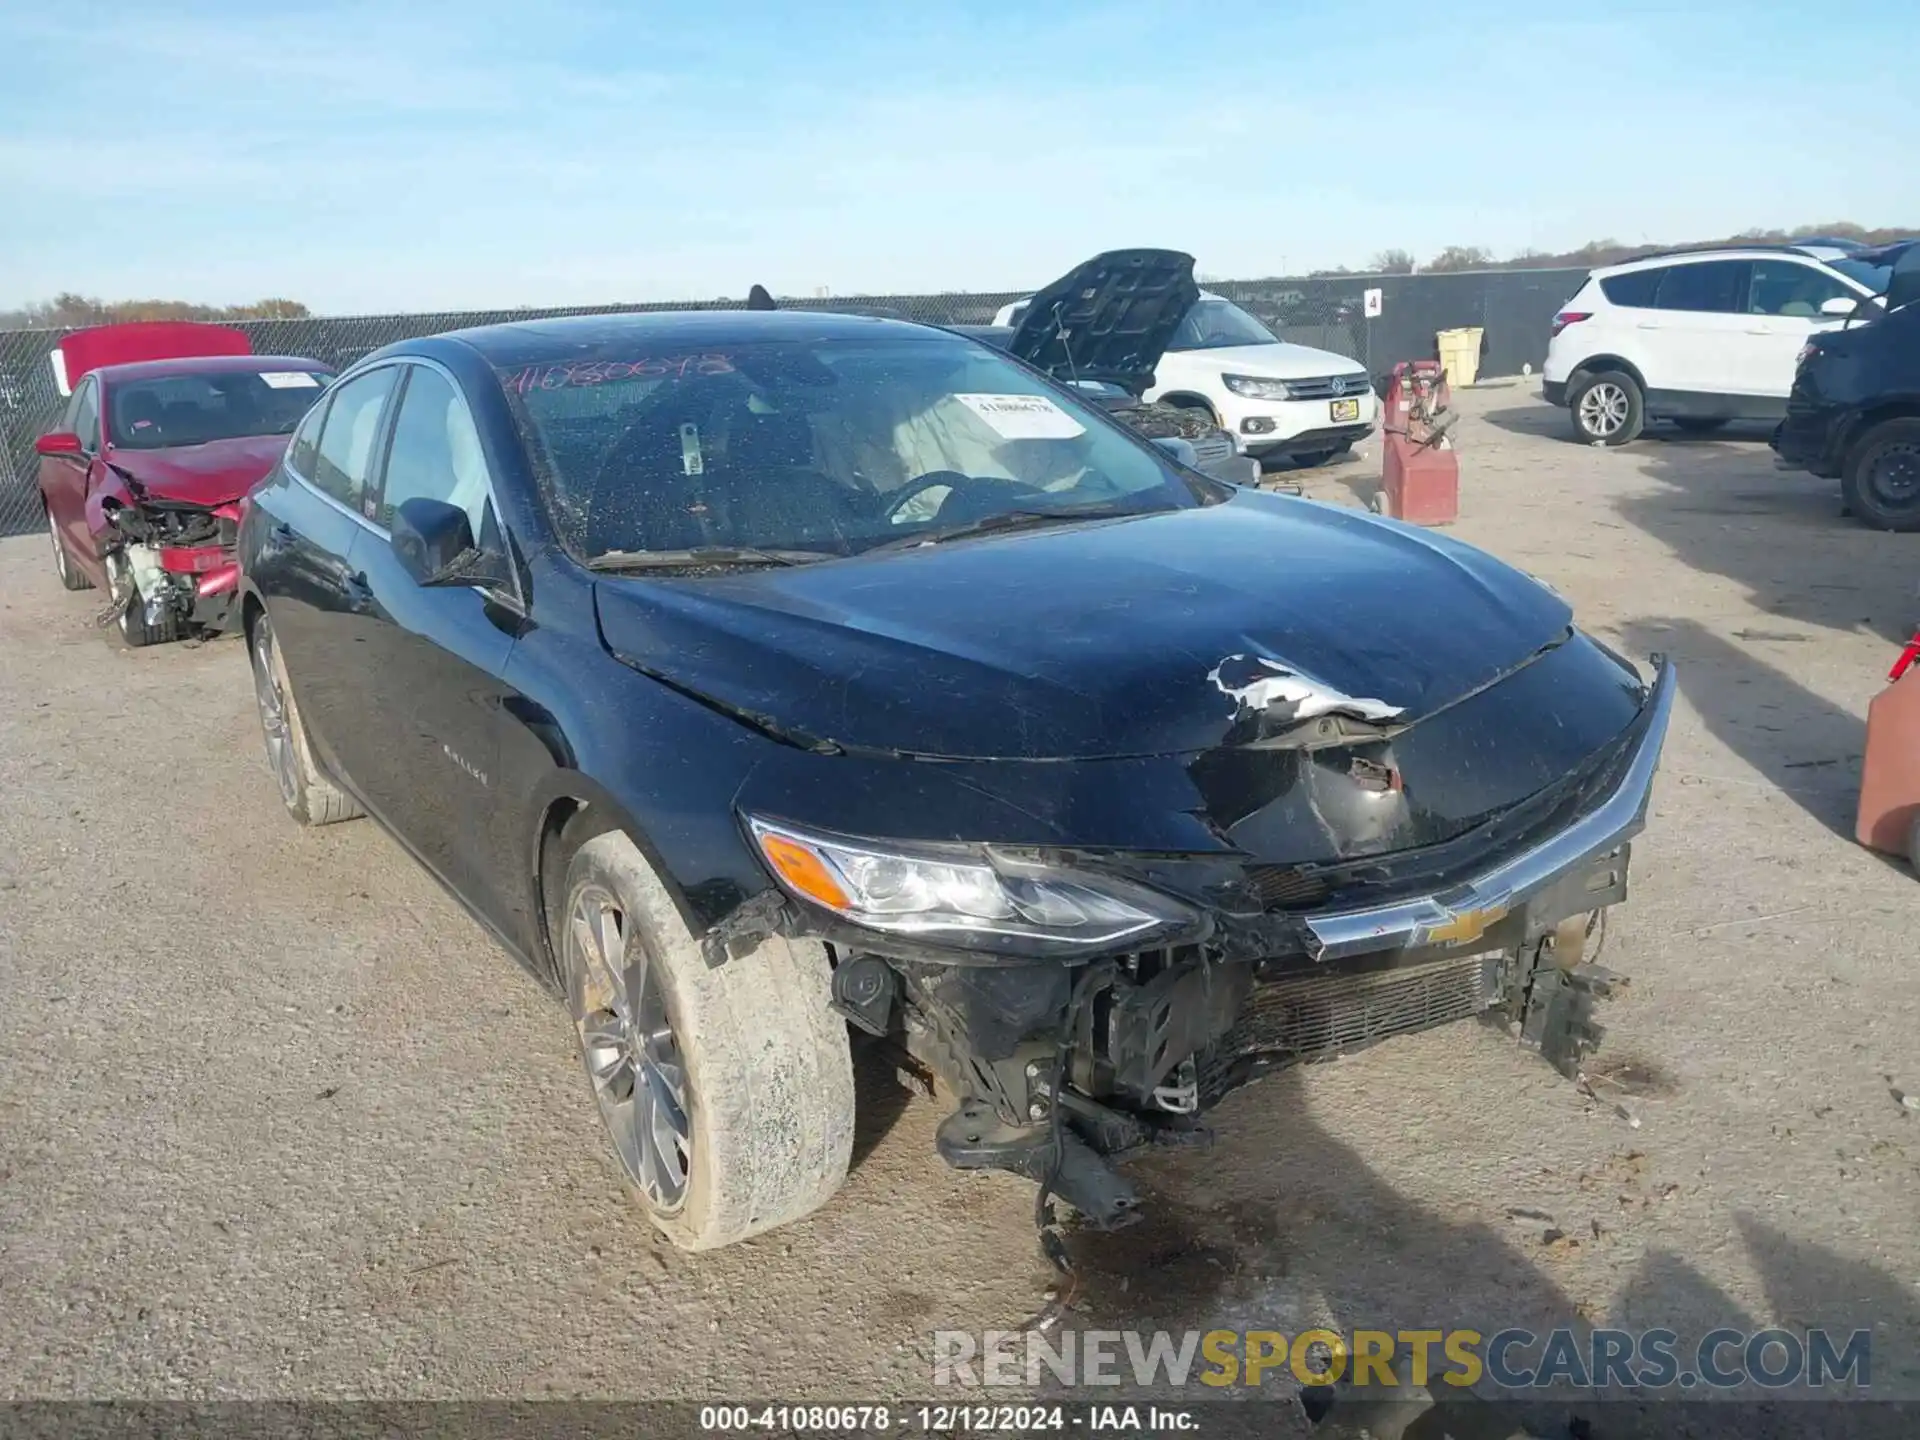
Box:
1635;320;1662;329
1745;326;1773;335
270;522;296;543
343;571;374;608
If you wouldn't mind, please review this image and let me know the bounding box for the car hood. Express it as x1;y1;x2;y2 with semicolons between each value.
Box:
1005;249;1200;397
593;492;1573;761
103;434;290;507
1164;342;1370;383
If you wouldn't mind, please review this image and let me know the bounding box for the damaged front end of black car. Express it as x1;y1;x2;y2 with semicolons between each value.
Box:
655;587;1675;1235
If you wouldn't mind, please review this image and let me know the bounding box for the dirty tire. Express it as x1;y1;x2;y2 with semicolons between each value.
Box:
561;831;854;1251
1293;447;1340;468
47;505;92;591
1672;416;1729;435
1841;418;1920;532
248;611;363;827
105;554;180;647
1568;370;1643;446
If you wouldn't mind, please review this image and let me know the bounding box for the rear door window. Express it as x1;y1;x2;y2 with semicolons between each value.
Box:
310;367;398;516
285;392;331;479
1654;261;1747;314
1600;268;1664;308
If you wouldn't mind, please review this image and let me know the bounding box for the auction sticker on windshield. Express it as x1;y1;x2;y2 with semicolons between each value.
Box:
258;371;322;389
957;393;1086;440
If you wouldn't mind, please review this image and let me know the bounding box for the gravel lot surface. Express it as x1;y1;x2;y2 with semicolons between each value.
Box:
2;381;1918;1416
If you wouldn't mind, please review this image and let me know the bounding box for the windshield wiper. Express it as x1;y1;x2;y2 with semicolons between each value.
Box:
586;545;833;572
864;501;1151;555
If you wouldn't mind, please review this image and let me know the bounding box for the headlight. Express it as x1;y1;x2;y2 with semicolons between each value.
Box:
746;816;1191;955
1223;374;1294;401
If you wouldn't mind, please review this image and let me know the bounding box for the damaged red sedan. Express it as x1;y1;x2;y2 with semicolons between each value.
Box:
37;343;333;645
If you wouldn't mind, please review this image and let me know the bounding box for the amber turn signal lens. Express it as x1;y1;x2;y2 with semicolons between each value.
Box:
756;830;852;910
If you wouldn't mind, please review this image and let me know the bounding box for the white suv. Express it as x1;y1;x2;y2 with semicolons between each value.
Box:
1543;244;1888;445
994;290;1376;468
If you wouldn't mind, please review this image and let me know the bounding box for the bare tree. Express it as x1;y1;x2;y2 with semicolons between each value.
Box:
1424;245;1495;273
1368;249;1416;275
8;294;311;329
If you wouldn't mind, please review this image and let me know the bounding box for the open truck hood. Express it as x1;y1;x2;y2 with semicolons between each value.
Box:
1859;239;1920;313
593;490;1587;763
1003;249;1200;397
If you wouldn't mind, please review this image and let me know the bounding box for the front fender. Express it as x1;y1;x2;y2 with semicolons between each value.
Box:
83;469;135;540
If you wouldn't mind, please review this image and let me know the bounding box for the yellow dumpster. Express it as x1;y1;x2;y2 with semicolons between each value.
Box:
1436;327;1483;388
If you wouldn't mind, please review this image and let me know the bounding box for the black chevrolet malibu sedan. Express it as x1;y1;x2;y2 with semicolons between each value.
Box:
237;308;1675;1251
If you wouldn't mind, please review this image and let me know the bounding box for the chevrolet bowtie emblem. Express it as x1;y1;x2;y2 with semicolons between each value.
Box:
1423;903;1511;947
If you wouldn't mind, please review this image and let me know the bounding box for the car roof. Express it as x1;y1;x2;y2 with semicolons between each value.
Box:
92;354;332;384
424;309;948;368
1598;244;1848;275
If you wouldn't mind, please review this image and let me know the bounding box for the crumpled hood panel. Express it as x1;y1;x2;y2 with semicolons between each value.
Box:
593;491;1573;761
105;434;290;508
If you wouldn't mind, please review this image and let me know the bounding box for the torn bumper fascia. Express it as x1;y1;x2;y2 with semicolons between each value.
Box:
1302;656;1676;962
707;653;1675;972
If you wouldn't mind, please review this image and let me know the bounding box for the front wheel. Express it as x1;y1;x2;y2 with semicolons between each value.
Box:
1842;418;1920;532
560;830;854;1250
247;611;363;826
105;552;179;647
47;506;92;591
1568;370;1644;446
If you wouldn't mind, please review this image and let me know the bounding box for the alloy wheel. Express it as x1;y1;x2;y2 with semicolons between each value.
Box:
46;508;70;583
251;625;300;807
566;884;692;1210
1578;382;1630;438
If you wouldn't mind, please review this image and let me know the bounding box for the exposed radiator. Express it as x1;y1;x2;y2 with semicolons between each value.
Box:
1210;953;1503;1074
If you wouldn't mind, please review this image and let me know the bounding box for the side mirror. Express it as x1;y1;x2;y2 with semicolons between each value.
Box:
1820;295;1859;318
392;497;476;586
35;430;84;458
1152;436;1198;468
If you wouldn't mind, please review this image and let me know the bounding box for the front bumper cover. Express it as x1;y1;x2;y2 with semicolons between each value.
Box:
1303;656;1674;961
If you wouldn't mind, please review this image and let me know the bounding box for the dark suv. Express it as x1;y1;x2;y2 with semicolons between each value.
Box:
1773;241;1920;530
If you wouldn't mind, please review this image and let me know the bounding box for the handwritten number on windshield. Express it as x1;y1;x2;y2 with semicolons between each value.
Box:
499;355;735;394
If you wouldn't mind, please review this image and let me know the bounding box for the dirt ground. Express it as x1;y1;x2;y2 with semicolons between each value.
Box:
2;380;1918;1411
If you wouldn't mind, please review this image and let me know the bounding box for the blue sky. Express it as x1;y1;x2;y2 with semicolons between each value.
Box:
1;0;1913;314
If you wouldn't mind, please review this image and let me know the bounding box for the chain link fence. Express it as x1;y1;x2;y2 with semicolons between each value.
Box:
0;267;1583;538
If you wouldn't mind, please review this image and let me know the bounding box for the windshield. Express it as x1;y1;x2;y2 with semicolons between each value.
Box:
107;368;330;450
1830;257;1894;295
1166;298;1278;351
500;332;1211;564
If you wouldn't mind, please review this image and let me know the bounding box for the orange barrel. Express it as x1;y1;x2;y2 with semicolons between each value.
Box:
1856;635;1920;868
